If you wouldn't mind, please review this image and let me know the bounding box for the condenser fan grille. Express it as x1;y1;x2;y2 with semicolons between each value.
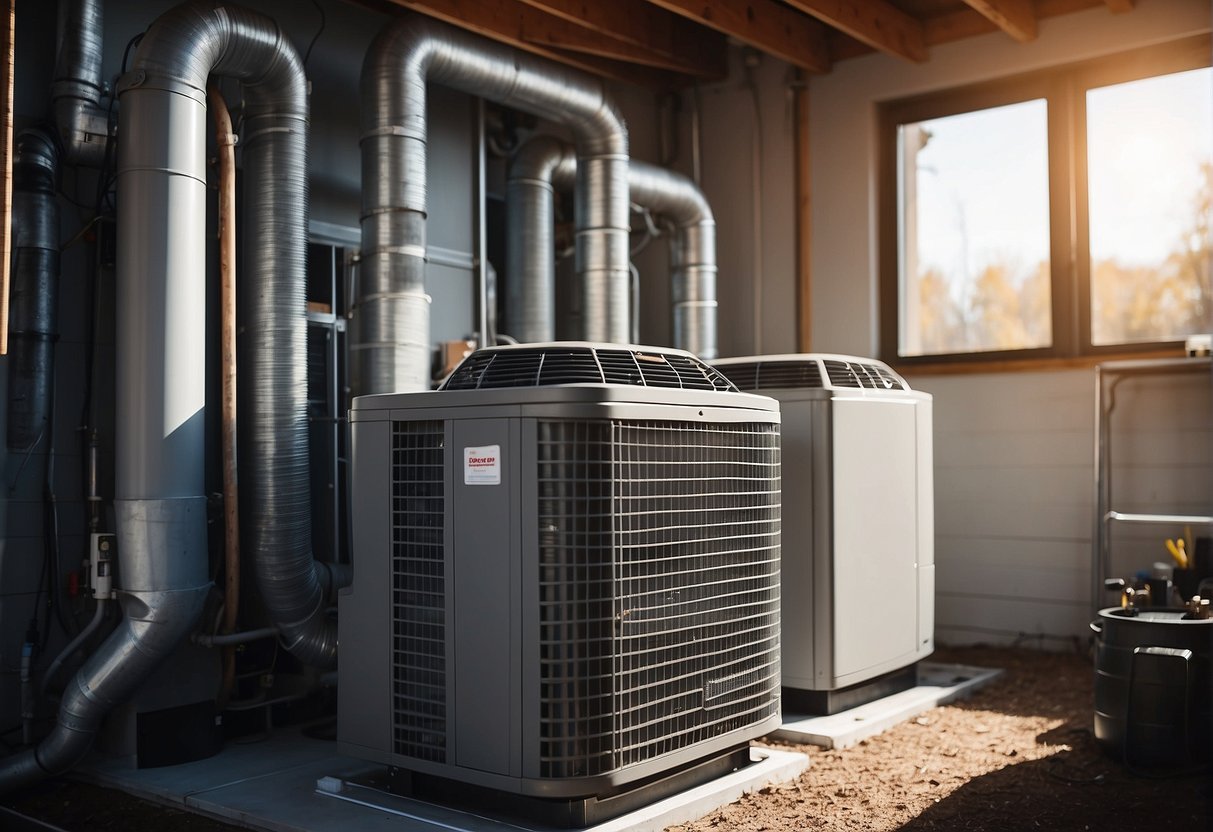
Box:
718;357;905;391
715;360;824;390
536;419;781;779
822;359;904;390
442;346;735;392
391;421;447;762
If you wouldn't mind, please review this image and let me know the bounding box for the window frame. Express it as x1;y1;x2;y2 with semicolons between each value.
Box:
878;34;1212;369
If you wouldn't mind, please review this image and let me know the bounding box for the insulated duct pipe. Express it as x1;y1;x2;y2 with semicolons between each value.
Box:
0;0;325;793
52;0;110;167
7;128;60;451
506;136;718;358
357;14;629;393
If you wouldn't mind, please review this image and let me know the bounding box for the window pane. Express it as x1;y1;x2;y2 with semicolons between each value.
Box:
1088;68;1213;346
898;100;1052;357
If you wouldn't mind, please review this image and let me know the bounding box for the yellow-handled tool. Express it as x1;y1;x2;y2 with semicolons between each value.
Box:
1166;538;1189;570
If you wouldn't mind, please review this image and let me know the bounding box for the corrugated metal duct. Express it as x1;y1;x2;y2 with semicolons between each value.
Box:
506;136;718;359
357;13;630;394
0;0;330;792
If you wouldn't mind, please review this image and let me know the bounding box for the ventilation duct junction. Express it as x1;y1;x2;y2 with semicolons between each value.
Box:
357;13;630;394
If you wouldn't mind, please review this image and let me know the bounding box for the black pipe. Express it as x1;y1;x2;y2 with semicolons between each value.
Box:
8;128;60;453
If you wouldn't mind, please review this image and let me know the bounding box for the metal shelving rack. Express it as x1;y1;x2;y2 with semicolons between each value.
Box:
1093;356;1213;615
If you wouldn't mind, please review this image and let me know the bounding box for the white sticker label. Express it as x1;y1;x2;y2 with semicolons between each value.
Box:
464;445;501;485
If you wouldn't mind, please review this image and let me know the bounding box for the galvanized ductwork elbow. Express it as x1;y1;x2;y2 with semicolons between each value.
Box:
508;137;718;358
357;14;630;394
0;0;331;793
626;164;718;360
111;0;337;669
53;0;111;167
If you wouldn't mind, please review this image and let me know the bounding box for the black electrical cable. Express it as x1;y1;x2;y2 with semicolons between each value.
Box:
302;0;326;69
91;32;143;215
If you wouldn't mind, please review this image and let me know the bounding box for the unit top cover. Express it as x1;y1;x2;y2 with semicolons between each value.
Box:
713;353;910;392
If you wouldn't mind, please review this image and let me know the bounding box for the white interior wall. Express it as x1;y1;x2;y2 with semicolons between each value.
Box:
617;47;799;357
806;0;1213;645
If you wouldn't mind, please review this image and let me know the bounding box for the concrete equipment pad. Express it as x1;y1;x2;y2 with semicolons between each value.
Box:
775;662;1002;749
78;732;806;832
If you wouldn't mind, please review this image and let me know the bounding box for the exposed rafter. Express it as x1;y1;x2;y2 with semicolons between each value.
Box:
517;0;727;79
643;0;832;74
358;0;1145;88
368;0;696;88
783;0;928;63
961;0;1037;42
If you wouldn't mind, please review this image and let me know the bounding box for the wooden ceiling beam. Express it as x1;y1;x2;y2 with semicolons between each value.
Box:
961;0;1037;42
831;0;1104;62
369;0;695;88
782;0;928;63
643;0;832;74
517;0;727;79
520;18;724;78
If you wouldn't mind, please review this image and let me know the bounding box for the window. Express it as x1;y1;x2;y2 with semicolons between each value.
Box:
880;36;1212;364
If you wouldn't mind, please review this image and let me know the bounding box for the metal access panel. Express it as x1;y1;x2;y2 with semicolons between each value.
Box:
339;378;783;799
713;354;934;695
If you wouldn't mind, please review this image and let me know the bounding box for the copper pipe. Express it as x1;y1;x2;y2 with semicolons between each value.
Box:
208;83;239;707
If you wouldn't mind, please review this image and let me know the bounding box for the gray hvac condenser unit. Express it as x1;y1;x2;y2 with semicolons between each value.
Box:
339;343;782;799
714;354;933;713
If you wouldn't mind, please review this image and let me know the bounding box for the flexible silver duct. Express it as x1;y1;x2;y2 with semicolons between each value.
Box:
507;137;718;358
0;0;328;792
503;135;574;344
52;0;110;167
357;14;629;394
7;129;60;451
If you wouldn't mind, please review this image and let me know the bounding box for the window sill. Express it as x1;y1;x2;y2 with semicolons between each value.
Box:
893;347;1189;378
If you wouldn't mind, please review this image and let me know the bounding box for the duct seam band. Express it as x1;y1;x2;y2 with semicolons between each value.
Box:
354;290;432;304
361;125;425;141
362;244;427;259
675;301;719;308
241;125;305;144
349;341;431;351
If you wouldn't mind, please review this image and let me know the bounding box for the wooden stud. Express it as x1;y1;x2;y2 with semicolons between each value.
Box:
793;71;812;353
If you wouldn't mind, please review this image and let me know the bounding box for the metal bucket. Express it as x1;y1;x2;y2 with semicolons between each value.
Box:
1091;607;1212;769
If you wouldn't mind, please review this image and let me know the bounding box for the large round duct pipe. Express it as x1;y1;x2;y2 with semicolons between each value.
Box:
506;137;718;359
0;0;325;793
52;0;110;167
7;129;60;451
357;14;630;394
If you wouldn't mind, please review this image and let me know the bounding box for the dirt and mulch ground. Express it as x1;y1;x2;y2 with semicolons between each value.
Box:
3;645;1210;831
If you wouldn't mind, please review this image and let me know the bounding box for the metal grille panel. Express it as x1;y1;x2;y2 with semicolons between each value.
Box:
536;419;781;779
442;346;735;392
391;421;447;762
823;359;905;390
716;360;825;391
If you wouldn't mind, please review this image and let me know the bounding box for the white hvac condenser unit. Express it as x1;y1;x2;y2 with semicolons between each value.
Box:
714;354;933;713
339;344;782;813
